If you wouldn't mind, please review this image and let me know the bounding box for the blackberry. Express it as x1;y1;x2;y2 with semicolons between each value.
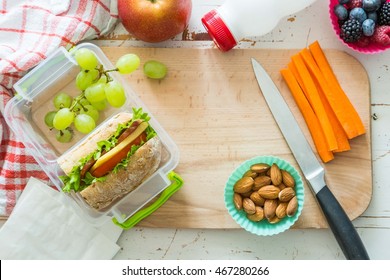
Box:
340;18;362;42
379;2;390;25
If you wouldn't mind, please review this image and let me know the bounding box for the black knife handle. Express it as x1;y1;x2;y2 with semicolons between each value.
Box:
316;186;369;260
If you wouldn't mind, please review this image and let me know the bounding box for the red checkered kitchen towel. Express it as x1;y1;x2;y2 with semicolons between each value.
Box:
0;0;119;216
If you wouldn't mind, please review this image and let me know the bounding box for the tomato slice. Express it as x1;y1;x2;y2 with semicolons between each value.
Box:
90;132;147;178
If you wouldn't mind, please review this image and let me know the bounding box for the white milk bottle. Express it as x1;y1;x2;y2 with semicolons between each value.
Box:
201;0;317;51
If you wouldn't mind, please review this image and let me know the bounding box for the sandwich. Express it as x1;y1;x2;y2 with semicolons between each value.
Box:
58;108;162;210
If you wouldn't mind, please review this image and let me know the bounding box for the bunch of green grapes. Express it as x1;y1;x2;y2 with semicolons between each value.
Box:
44;48;141;143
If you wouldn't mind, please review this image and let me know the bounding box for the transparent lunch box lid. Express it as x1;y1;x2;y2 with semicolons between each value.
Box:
4;43;180;226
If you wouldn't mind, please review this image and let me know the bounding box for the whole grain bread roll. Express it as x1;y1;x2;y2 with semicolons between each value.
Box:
57;112;162;210
80;136;162;210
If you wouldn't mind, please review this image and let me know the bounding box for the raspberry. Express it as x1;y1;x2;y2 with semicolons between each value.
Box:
372;25;390;45
348;0;363;9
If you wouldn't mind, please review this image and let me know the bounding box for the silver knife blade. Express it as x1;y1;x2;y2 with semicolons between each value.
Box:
251;58;325;194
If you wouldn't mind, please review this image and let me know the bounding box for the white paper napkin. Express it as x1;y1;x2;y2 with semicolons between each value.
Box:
0;177;122;260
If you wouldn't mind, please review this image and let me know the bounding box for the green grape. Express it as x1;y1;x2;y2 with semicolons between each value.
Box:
70;97;90;113
104;80;126;108
74;114;96;134
116;54;140;74
71;101;83;113
90;100;107;111
79;97;91;106
53;92;72;109
53;108;74;130
95;74;107;84
76;69;99;90
44;111;57;128
74;48;98;70
143;60;168;79
85;83;106;103
81;105;100;122
56;129;73;143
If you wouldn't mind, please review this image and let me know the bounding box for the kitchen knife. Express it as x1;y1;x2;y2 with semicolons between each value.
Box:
251;58;369;260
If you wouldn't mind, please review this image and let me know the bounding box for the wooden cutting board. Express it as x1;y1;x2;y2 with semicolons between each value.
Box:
101;47;372;229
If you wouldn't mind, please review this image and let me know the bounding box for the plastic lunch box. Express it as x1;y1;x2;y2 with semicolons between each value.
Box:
4;43;181;227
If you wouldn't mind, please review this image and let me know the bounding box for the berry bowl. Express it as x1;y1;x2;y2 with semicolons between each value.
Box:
224;155;304;236
329;0;390;54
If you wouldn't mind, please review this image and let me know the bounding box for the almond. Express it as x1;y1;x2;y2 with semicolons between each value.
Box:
233;177;254;194
234;162;301;225
242;170;258;179
275;202;288;219
282;170;295;188
258;185;280;199
277;182;287;190
286;196;298;217
247;206;264;222
268;216;281;224
243;198;256;215
253;175;272;191
241;190;253;198
233;193;243;210
278;188;296;202
270;163;282;185
250;163;270;174
249;191;265;206
264;199;278;219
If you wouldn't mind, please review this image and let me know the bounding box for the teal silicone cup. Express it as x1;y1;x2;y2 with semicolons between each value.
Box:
225;155;304;236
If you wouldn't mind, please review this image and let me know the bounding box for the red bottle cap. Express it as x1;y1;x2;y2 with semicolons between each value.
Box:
201;9;237;52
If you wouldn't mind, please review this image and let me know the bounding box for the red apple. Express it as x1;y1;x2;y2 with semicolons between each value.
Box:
118;0;192;43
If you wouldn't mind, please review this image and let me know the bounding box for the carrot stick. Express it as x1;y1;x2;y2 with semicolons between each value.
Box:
288;61;305;91
291;53;348;152
299;47;358;139
312;76;351;152
291;54;338;152
308;41;366;137
281;68;334;163
299;49;350;152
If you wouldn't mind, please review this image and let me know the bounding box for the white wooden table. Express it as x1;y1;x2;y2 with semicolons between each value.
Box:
93;0;390;260
0;0;387;262
0;0;383;260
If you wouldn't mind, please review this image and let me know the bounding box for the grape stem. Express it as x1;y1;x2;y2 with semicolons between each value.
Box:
104;68;119;73
69;92;86;112
103;72;112;82
102;68;118;82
